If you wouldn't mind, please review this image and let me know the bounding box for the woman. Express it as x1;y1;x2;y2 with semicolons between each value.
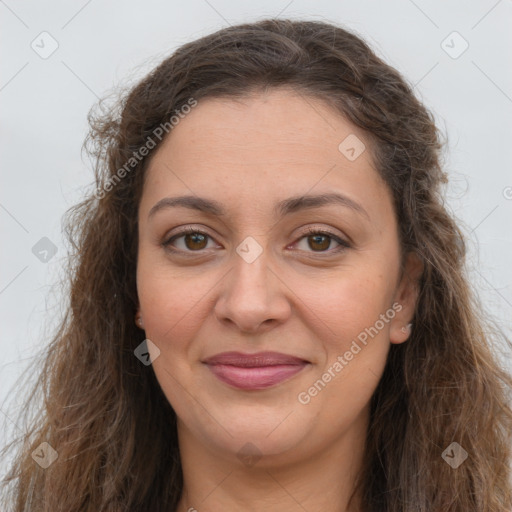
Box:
1;18;511;512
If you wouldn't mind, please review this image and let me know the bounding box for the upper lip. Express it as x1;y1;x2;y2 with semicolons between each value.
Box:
202;351;309;367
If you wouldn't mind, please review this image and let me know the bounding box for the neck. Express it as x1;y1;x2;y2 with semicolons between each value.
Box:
175;407;369;512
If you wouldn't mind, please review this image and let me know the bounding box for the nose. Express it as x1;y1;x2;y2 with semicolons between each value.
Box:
214;244;291;335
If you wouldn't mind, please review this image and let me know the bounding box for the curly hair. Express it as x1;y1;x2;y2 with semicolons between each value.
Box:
1;18;511;511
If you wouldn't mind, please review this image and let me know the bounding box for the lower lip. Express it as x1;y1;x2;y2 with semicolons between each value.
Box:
205;363;308;390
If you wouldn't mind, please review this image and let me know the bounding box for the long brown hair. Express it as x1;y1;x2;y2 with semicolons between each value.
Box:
1;18;511;511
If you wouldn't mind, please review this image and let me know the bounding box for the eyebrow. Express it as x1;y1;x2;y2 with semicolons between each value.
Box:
148;193;370;221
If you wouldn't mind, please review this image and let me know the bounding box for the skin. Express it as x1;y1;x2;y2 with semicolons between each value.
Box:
136;88;422;512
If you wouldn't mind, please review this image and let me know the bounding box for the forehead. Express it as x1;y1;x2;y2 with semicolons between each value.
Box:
140;88;392;223
156;88;372;165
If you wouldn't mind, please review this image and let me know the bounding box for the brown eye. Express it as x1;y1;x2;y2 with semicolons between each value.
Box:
307;233;331;251
183;232;208;250
163;228;214;252
294;229;351;254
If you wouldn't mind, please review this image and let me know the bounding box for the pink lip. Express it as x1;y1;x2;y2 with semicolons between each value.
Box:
203;351;309;390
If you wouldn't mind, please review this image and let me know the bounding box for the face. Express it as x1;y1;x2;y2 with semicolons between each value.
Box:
136;88;420;466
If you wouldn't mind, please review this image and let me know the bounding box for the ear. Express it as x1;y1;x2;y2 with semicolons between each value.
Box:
134;305;144;329
389;251;423;344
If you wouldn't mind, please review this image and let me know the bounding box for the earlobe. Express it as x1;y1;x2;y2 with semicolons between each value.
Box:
135;309;144;329
401;323;412;335
390;322;413;344
389;252;423;344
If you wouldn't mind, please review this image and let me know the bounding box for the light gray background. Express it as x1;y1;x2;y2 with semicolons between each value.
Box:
1;0;511;462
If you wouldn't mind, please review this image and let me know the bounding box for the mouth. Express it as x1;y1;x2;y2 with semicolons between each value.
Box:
202;351;310;390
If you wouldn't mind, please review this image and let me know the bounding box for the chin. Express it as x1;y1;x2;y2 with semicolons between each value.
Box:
196;416;308;465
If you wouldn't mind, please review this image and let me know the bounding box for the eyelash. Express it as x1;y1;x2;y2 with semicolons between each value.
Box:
162;226;351;256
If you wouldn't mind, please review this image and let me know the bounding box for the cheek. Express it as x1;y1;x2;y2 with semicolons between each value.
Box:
294;267;395;349
136;259;210;347
136;266;209;406
297;272;395;427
